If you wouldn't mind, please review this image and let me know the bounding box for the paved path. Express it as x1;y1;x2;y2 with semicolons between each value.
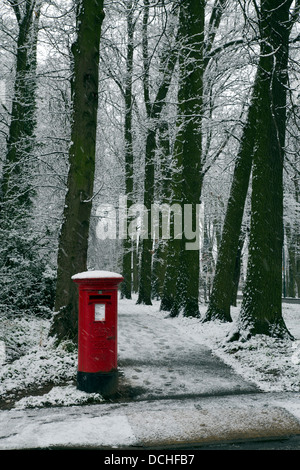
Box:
1;392;300;450
118;310;259;400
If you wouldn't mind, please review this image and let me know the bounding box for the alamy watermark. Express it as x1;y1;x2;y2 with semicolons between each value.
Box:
95;196;203;250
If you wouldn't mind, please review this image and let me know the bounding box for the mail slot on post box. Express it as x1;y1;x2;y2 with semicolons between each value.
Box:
72;270;123;395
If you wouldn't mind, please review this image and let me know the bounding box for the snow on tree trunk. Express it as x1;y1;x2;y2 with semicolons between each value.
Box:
232;0;294;340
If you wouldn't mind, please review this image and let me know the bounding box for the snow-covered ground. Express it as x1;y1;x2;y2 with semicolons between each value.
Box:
0;296;299;410
171;301;300;393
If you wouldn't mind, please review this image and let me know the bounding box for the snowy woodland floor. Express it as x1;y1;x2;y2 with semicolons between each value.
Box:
0;296;300;410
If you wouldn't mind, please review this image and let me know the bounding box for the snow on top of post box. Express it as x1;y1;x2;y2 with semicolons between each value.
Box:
71;270;123;280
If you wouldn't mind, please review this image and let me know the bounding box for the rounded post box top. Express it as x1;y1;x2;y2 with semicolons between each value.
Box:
72;271;123;289
72;270;123;280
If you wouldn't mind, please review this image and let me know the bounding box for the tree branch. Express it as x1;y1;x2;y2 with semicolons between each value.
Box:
142;0;152;117
204;38;246;67
290;0;300;30
8;0;21;24
205;0;228;57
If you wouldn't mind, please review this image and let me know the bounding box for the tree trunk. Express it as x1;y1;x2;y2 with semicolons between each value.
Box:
161;0;204;318
151;123;172;300
137;128;156;305
285;155;300;298
233;0;293;340
161;0;228;317
1;0;40;220
137;0;179;305
121;0;135;299
132;239;139;293
286;226;296;298
203;87;257;322
293;160;300;296
231;229;246;307
50;0;105;343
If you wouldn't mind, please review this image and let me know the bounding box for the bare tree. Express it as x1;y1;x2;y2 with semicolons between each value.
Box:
161;0;229;317
137;0;180;305
50;0;105;343
1;0;41;219
231;0;295;340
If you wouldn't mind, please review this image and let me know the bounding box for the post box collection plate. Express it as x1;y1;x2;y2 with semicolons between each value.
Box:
95;303;106;322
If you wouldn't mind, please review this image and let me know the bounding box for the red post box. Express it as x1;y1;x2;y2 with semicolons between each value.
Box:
72;270;123;395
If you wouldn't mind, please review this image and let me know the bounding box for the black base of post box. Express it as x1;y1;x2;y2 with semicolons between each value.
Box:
77;370;118;396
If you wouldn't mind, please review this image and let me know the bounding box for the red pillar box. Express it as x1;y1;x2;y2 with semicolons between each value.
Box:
72;270;123;395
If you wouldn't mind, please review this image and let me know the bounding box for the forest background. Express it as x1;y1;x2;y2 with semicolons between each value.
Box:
0;0;299;348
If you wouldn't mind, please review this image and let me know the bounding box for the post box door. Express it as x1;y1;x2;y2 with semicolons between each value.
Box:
78;291;118;373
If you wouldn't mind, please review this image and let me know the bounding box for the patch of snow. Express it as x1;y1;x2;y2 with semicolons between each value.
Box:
0;412;136;449
71;270;123;279
14;385;104;409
